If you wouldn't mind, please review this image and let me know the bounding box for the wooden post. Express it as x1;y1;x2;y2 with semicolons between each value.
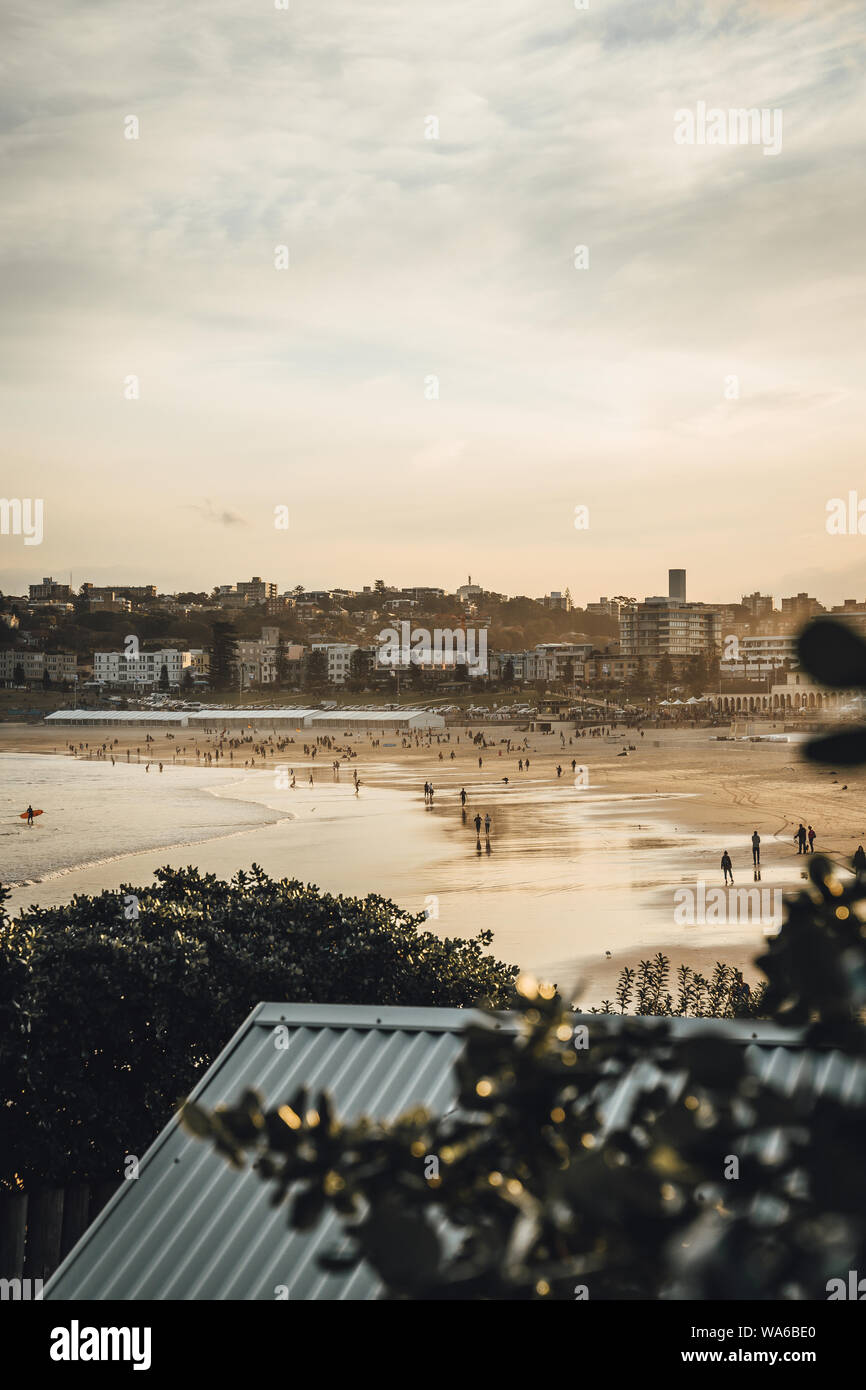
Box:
23;1188;64;1282
0;1190;28;1279
60;1183;91;1260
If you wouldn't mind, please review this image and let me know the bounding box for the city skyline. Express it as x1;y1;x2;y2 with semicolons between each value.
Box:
4;565;865;613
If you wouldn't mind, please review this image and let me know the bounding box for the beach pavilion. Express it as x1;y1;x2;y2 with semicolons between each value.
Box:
44;707;446;734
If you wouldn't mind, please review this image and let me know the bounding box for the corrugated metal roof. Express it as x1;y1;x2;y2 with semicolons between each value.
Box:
43;1004;509;1302
43;1007;866;1301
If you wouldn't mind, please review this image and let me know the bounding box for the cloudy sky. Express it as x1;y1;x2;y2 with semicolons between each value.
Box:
2;0;866;605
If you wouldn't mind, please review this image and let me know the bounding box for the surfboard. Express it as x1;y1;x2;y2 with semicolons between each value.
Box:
19;809;44;819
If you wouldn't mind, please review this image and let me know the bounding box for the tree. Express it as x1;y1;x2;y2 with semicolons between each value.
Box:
503;659;515;687
349;648;369;686
656;655;674;689
304;650;328;689
158;663;170;692
41;668;51;689
275;633;288;687
181;667;195;692
210;621;238;689
13;662;25;686
0;865;516;1189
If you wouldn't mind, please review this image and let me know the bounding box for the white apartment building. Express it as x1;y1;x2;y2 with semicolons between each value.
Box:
93;649;193;688
720;634;799;680
312;642;358;685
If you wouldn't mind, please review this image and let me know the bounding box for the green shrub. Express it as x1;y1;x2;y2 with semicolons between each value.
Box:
0;865;517;1188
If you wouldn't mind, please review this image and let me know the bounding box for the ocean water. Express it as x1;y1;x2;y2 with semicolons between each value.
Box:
1;754;283;887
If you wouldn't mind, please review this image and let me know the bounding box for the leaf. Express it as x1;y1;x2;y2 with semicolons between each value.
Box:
803;728;866;767
798;618;866;689
179;1102;212;1138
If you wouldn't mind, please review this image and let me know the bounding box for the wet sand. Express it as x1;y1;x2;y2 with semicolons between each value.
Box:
2;720;862;1005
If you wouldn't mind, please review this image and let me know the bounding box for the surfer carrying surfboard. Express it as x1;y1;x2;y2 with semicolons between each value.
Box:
26;804;34;826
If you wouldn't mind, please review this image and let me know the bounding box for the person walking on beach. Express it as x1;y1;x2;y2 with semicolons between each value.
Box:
721;850;734;885
854;845;866;875
751;831;760;867
25;804;34;826
484;813;491;838
460;787;467;806
807;825;816;853
474;813;482;836
795;823;807;854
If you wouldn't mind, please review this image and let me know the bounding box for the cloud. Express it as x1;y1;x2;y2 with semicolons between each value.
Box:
1;0;865;602
184;500;248;528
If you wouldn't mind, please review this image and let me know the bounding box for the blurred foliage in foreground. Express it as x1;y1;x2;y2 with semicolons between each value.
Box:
0;866;516;1188
187;854;866;1299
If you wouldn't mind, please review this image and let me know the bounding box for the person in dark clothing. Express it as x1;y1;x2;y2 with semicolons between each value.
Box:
795;824;807;854
751;830;760;866
25;804;34;826
807;825;816;853
721;850;734;885
473;813;482;835
460;788;467;806
854;845;866;875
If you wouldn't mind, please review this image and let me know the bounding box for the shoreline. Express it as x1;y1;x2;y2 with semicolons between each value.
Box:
3;720;862;1006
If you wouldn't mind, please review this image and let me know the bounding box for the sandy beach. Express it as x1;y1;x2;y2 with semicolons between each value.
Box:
2;719;862;1006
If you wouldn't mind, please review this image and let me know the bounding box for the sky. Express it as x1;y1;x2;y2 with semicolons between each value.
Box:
2;0;866;606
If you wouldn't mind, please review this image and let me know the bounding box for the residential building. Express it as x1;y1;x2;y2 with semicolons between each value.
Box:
585;597;625;620
237;577;277;604
93;649;193;688
620;597;722;660
780;593;824;621
86;595;133;614
28;577;72;602
311;642;359;685
539;591;572;611
719;634;799;681
741;591;774;619
235;627;280;686
0;650;77;684
79;583;158;603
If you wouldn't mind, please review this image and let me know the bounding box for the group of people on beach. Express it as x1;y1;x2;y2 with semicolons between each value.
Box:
720;823;837;883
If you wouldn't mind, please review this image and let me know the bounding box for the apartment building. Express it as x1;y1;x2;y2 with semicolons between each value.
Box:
28;577;72;601
93;649;193;687
236;627;280;685
312;642;359;685
619;598;722;660
719;634;798;680
0;650;77;684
